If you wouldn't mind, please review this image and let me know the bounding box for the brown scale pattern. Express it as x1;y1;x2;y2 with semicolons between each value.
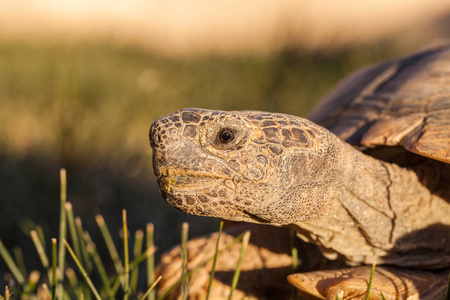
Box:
150;109;329;224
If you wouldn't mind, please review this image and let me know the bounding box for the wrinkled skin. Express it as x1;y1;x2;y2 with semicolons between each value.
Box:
150;108;450;269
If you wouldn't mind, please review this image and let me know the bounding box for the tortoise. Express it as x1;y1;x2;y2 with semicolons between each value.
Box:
149;43;450;299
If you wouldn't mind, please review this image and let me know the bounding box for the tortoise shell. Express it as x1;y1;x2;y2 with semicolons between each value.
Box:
308;43;450;164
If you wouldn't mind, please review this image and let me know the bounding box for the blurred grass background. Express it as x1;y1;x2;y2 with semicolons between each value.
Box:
1;0;450;288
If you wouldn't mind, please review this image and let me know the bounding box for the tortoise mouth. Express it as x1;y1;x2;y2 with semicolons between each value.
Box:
157;167;228;191
152;138;236;192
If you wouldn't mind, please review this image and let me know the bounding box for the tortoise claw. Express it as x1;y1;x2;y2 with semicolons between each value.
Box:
288;266;447;300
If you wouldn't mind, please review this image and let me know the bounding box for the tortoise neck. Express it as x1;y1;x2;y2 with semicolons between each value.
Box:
337;146;396;248
339;145;395;228
294;141;450;267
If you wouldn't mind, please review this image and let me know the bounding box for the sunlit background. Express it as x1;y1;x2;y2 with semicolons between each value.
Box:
1;0;450;280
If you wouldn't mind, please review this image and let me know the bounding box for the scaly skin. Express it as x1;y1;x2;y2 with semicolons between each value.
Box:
150;108;450;269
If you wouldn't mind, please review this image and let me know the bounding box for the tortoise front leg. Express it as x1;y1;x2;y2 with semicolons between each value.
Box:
156;223;343;300
288;266;448;300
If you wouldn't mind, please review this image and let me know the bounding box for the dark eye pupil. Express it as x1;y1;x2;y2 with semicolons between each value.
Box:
222;131;231;141
219;129;234;143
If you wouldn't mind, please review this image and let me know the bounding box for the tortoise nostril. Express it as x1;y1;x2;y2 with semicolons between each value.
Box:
149;119;168;148
149;122;159;147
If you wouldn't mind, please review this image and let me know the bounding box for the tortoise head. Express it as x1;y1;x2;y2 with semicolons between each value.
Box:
149;108;342;225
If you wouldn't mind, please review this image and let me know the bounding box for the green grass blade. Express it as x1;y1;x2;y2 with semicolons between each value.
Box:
111;276;122;296
335;290;344;300
66;268;81;298
35;226;46;252
30;230;49;268
365;262;376;300
140;276;162;300
103;246;154;297
156;231;247;300
290;230;298;271
206;220;223;300
64;239;101;300
65;202;82;265
51;238;57;300
180;222;189;300
146;223;155;300
57;168;67;300
84;232;114;299
131;229;144;295
83;286;93;300
25;271;40;295
130;247;156;271
123;209;130;300
0;237;25;285
75;217;92;273
42;283;52;299
228;231;251;300
290;229;298;300
380;291;386;300
96;214;124;285
13;247;27;279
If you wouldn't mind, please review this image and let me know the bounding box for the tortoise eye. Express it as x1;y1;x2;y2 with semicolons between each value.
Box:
218;128;235;143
